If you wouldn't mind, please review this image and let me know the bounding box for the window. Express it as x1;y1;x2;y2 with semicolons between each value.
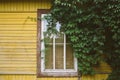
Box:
37;9;77;77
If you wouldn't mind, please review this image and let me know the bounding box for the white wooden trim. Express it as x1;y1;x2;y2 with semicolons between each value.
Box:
53;36;55;70
63;34;66;70
41;14;45;72
41;14;78;73
74;55;78;72
43;69;77;72
46;43;71;45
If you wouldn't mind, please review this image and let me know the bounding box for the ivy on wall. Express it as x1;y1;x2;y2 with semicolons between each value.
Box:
45;0;120;80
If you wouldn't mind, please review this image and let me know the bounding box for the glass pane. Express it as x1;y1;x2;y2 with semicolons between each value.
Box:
55;45;64;69
55;34;64;43
45;37;53;44
66;44;74;69
44;32;53;43
45;45;53;69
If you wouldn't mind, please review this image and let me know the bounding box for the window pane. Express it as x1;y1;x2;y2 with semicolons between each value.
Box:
44;32;53;43
55;34;64;69
55;34;64;43
45;45;53;69
55;45;64;69
66;44;74;69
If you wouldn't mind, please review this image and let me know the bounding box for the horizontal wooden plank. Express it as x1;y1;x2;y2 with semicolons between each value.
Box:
0;40;36;43
0;49;36;53
0;61;36;64
0;34;36;36
0;36;36;38
0;71;36;74
0;68;36;72
0;54;36;58
0;13;36;19
0;48;36;52
0;60;36;66
0;52;36;55
0;36;36;39
94;61;112;73
0;62;36;65
0;70;36;73
0;74;108;80
0;43;36;48
0;54;36;57
0;25;36;30
0;0;51;12
0;58;36;61
0;0;50;12
0;56;36;59
0;30;36;34
0;69;36;74
0;19;36;25
0;60;36;63
0;49;36;51
0;65;36;69
0;67;36;69
0;55;36;61
0;64;36;68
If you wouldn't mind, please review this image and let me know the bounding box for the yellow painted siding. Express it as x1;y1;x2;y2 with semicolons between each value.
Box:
0;0;51;11
0;0;51;75
0;0;110;80
0;74;109;80
0;12;37;74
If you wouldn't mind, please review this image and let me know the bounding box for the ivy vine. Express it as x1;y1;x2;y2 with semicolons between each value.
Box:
45;0;120;80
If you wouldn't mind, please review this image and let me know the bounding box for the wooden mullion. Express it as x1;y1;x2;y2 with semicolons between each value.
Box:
63;34;66;70
53;36;55;70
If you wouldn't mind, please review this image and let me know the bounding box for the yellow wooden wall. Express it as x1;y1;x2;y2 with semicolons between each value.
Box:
0;74;109;80
0;12;37;74
0;0;110;80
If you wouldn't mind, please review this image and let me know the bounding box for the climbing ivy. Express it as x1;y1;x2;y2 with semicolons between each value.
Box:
45;0;120;80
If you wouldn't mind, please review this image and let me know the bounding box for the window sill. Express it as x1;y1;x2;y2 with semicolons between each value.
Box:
37;72;78;77
42;69;77;73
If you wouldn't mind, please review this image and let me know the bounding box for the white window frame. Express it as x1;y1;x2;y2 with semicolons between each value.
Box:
41;14;77;73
